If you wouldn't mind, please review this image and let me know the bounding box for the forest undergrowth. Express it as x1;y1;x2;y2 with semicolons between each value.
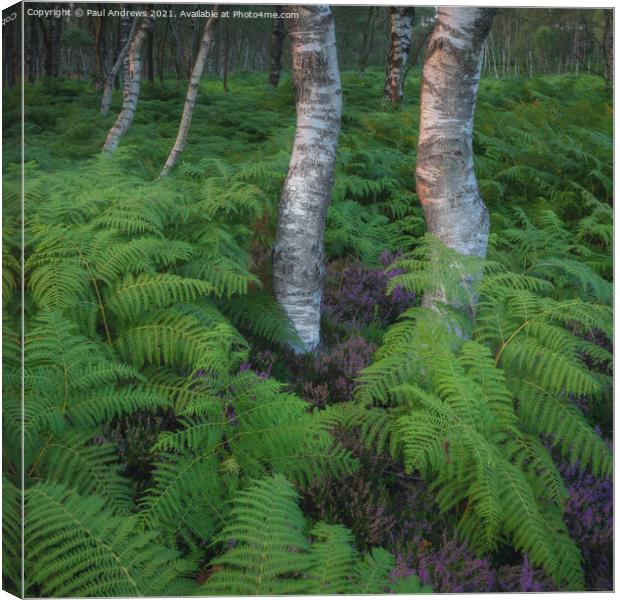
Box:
2;70;612;594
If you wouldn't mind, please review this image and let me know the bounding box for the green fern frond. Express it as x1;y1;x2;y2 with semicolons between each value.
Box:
26;483;197;597
138;439;226;550
220;291;302;346
515;382;612;478
104;272;214;322
114;304;248;374
38;429;133;512
2;477;22;593
308;523;357;593
203;474;312;595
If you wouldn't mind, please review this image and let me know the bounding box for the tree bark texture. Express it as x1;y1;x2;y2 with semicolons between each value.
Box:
383;7;415;104
160;12;220;176
102;16;153;152
272;5;342;354
267;8;285;87
101;17;138;116
417;7;495;259
120;5;133;95
416;7;495;315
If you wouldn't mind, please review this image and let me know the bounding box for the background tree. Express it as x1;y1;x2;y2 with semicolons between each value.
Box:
272;4;342;353
416;7;495;312
100;17;137;116
94;13;107;90
118;5;133;93
102;15;153;152
383;6;415;104
603;9;613;83
267;7;285;87
13;5;611;90
160;10;220;177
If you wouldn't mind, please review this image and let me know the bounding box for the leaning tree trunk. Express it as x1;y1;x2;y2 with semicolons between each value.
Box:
272;5;342;354
267;8;285;87
102;16;153;152
383;7;415;104
160;11;220;177
416;7;495;312
101;17;138;116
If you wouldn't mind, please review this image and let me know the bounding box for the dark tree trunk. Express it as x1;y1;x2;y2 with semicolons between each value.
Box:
358;7;377;73
27;16;39;83
146;26;155;83
39;17;53;77
222;19;229;92
169;13;183;87
50;9;62;77
603;10;613;85
157;19;169;83
273;5;342;353
267;7;285;87
94;15;107;90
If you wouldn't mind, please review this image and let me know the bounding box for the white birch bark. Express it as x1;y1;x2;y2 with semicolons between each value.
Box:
100;17;138;117
102;16;153;153
416;7;495;311
272;5;342;354
383;7;416;104
160;12;220;177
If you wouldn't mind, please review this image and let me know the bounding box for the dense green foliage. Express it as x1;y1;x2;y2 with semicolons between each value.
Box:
2;70;612;594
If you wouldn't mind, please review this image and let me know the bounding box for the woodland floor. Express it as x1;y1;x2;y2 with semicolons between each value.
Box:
3;69;613;593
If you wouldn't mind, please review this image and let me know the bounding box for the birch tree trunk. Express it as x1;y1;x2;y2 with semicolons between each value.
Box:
102;16;153;153
267;8;285;87
272;5;342;354
120;4;133;95
416;7;495;312
160;12;220;177
100;17;137;116
383;7;415;104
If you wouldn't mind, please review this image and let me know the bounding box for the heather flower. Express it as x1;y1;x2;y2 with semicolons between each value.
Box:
300;335;376;404
415;534;496;593
496;555;554;592
557;454;613;590
322;253;416;328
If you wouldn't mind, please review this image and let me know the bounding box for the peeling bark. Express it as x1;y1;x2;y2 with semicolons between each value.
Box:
102;16;153;153
160;12;220;177
267;8;285;87
383;7;415;104
416;7;495;311
100;17;138;116
272;5;342;354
